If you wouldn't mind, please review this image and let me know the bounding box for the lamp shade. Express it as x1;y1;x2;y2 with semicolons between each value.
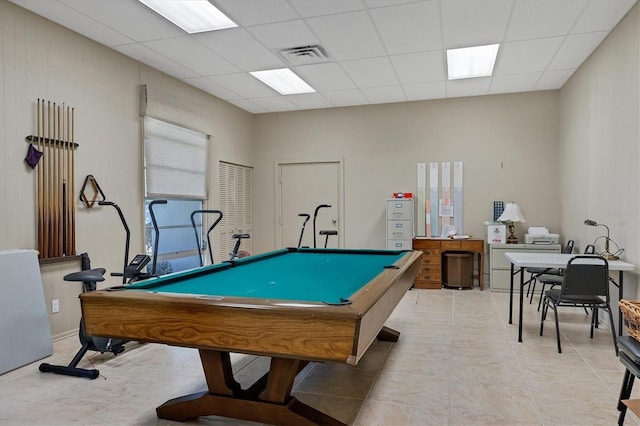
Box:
497;203;526;223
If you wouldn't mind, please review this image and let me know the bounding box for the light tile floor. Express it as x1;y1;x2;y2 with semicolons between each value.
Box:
0;288;635;425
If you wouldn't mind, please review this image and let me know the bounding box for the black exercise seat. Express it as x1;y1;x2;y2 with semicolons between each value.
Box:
319;230;337;248
64;268;106;283
63;268;106;293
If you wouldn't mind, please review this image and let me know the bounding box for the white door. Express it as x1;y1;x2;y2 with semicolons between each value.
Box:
277;161;342;249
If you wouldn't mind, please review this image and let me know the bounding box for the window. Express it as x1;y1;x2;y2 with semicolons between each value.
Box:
143;117;209;273
145;198;202;274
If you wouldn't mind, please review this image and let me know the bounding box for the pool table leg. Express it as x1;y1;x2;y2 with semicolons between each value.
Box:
155;349;346;425
377;325;400;342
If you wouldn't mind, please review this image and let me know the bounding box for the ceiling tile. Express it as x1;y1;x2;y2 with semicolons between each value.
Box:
246;20;318;50
293;63;357;91
548;31;608;70
390;51;444;84
13;0;134;46
323;89;370;107
214;0;299;26
289;0;366;17
495;37;565;75
342;57;399;88
403;81;446;101
446;77;491;98
287;93;335;110
207;73;276;98
227;98;268;114
572;0;637;33
364;0;419;7
306;10;386;60
361;85;407;104
489;72;541;94
441;0;513;48
506;0;589;41
61;0;183;42
144;37;239;76
250;96;298;112
182;77;242;100
113;43;198;79
535;69;574;90
369;1;442;54
194;28;285;71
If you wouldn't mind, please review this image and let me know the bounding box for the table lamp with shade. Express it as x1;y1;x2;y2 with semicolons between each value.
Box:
497;203;526;244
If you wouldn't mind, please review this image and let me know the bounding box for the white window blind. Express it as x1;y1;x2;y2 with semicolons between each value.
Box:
144;117;209;199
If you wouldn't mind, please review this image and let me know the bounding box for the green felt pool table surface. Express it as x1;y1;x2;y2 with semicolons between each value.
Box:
125;248;407;304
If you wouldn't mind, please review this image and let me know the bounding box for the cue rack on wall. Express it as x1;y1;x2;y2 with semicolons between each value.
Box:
26;98;78;259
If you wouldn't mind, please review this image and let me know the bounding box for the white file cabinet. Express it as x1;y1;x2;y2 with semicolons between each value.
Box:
386;199;414;250
489;243;561;292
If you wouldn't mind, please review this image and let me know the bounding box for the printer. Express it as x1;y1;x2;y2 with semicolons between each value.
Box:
525;227;559;244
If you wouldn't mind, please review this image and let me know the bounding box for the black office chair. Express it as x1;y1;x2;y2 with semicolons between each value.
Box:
535;243;595;311
526;239;574;303
539;255;617;355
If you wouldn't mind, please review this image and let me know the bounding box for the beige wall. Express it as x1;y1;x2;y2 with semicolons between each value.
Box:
559;3;639;297
253;92;561;253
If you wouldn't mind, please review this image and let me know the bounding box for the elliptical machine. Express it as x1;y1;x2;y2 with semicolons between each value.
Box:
38;200;161;379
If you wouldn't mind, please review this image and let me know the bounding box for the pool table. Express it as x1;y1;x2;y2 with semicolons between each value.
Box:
80;247;422;425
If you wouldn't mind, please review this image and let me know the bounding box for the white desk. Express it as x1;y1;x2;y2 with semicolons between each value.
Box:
505;252;635;343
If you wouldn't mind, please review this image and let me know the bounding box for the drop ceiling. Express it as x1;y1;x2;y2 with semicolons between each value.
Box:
9;0;638;114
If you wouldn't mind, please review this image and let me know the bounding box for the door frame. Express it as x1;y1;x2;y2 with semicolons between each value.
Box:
274;159;345;249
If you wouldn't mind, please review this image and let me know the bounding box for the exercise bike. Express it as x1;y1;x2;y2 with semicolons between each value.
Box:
296;204;337;248
228;233;250;261
38;200;164;379
190;209;223;266
38;253;149;379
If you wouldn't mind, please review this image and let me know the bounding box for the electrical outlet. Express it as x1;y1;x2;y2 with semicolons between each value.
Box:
51;299;60;314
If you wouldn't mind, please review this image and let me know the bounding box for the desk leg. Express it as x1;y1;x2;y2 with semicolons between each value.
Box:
509;263;514;325
156;350;345;425
479;252;484;291
518;267;524;342
619;271;624;336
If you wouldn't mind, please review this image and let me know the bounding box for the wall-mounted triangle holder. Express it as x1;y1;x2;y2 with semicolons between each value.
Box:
79;175;106;208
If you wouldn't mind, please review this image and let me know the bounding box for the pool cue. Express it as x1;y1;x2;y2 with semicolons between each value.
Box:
64;106;69;255
53;105;62;257
62;179;67;256
55;103;62;256
70;107;75;255
44;101;51;258
36;99;43;256
61;104;67;256
59;104;64;256
52;102;58;256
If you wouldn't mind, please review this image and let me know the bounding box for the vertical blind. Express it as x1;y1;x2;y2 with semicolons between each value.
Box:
144;117;209;199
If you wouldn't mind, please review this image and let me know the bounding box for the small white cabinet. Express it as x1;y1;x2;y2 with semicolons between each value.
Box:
386;199;414;250
489;243;561;292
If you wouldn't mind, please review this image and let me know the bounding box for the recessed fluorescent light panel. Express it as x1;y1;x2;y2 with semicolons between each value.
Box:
250;68;316;95
138;0;237;34
447;44;500;80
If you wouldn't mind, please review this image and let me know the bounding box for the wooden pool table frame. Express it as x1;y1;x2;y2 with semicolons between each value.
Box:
80;248;422;425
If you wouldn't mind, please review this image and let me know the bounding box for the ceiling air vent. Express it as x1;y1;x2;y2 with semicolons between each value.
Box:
277;45;331;65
